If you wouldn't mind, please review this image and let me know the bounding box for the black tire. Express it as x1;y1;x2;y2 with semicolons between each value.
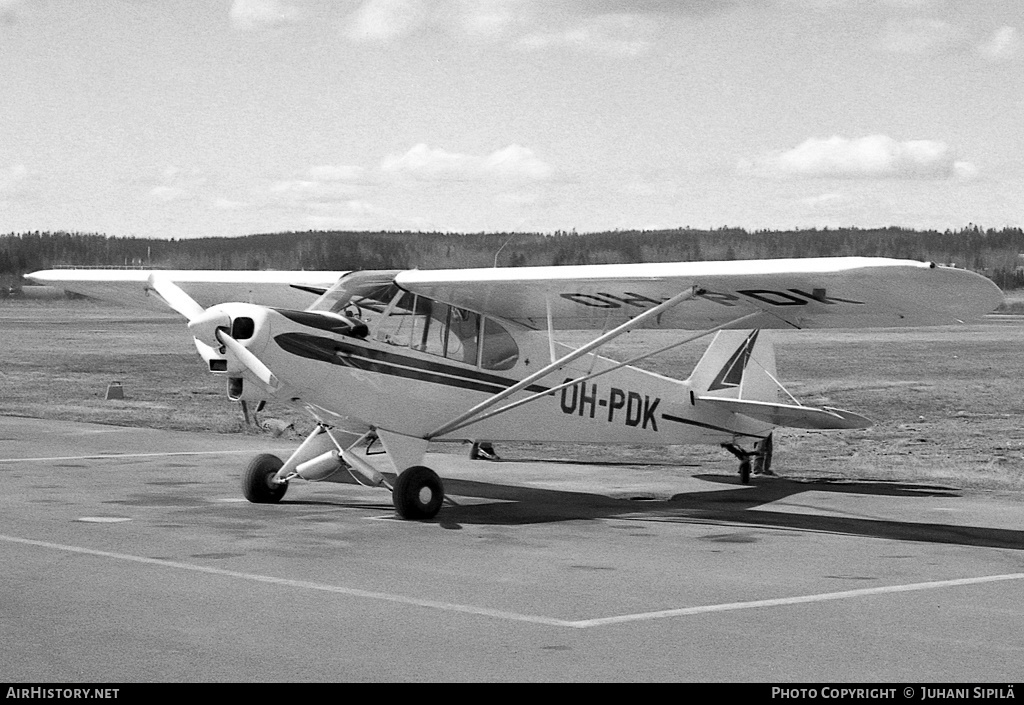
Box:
739;459;751;484
242;453;288;503
392;465;444;520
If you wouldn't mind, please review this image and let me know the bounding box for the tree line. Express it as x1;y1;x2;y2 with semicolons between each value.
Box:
3;225;1023;292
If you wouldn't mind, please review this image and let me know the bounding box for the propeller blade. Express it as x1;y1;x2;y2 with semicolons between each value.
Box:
186;307;231;348
146;275;206;322
216;329;279;390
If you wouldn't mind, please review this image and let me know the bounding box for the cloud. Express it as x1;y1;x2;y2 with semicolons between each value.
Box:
147;166;206;202
266;163;366;209
739;135;977;180
481;144;553;180
381;143;552;181
452;0;524;39
342;0;676;50
346;0;429;42
519;13;656;56
380;144;470;178
978;26;1020;63
566;0;745;17
345;0;531;43
230;0;301;32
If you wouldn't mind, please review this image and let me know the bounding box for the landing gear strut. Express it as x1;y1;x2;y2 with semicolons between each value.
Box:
722;433;774;484
392;465;444;520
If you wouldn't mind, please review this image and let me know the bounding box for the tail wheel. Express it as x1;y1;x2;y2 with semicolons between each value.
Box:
242;453;288;503
393;465;444;520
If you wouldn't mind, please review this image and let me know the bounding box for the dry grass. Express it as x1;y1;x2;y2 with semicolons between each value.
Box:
2;298;1022;491
997;290;1024;314
0;300;252;434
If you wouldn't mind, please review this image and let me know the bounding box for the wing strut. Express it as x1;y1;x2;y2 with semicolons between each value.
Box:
432;311;763;437
426;286;703;440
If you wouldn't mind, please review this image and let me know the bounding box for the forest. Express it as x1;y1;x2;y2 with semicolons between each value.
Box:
3;225;1023;292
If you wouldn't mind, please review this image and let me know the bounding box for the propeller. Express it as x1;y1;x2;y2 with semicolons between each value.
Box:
146;274;279;390
215;327;278;389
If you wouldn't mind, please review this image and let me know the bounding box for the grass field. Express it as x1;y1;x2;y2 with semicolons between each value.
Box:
2;299;1022;491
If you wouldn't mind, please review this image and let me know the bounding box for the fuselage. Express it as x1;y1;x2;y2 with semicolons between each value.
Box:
213;293;772;446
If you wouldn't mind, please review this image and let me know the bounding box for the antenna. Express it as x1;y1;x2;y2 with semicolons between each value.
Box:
493;233;516;268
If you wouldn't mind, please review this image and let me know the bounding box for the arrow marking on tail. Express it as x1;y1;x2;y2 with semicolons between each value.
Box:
707;330;759;392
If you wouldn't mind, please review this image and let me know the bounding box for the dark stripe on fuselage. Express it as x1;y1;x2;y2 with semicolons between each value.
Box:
274;332;550;396
660;413;766;439
288;285;329;297
275;309;369;337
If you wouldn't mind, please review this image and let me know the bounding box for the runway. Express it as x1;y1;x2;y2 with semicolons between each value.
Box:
1;415;1022;682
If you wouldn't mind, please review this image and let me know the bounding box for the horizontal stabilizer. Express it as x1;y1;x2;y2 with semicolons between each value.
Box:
696;396;872;430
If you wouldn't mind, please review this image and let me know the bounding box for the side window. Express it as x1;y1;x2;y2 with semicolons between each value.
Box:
445;308;479;365
372;295;514;370
480;318;518;370
412;299;449;357
377;290;417;347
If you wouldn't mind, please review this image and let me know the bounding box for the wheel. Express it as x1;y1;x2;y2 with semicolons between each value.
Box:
392;465;444;520
242;453;288;503
739;459;751;484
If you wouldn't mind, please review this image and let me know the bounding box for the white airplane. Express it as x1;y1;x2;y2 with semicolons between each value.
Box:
29;257;1002;520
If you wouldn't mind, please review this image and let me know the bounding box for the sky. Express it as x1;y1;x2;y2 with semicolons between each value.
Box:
1;0;1022;239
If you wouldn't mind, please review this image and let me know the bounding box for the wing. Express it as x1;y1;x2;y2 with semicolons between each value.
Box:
396;257;1003;330
26;269;347;312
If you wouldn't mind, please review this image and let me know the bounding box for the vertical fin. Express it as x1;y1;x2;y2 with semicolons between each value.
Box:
687;330;779;403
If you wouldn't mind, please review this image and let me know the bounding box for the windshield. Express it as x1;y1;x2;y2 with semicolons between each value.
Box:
309;270;401;326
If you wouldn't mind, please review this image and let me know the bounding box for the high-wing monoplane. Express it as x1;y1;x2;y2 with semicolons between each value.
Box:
29;257;1003;520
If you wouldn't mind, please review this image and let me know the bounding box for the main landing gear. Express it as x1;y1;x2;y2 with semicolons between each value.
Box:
239;424;447;521
722;433;774;484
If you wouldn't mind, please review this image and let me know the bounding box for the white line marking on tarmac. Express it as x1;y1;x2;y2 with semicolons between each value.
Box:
569;573;1024;628
0;533;569;628
0;450;254;464
2;532;1022;629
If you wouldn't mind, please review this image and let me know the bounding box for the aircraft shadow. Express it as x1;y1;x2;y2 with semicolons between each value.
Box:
428;474;1024;551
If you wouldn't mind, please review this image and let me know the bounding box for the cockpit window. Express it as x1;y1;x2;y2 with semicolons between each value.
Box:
480;317;518;370
309;271;518;370
309;271;401;333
